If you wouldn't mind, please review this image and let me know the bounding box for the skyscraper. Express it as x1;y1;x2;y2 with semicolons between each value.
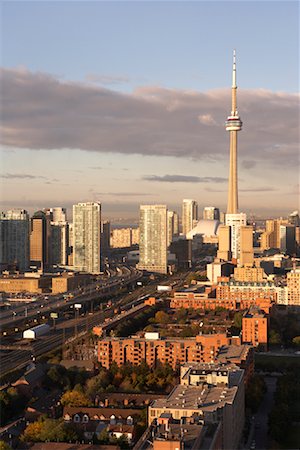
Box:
138;205;167;274
73;202;101;273
30;211;49;270
222;51;253;264
182;199;198;236
45;207;69;266
0;209;30;271
226;50;242;215
203;207;220;221
167;210;179;246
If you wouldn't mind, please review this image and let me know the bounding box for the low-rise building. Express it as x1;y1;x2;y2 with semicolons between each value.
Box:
51;272;91;294
97;333;254;382
0;273;51;294
63;406;140;444
171;286;273;313
148;362;245;450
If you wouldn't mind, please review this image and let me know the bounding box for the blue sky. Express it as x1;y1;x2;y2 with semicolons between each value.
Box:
1;1;299;220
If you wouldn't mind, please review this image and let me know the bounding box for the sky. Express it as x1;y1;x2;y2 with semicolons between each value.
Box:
1;0;299;222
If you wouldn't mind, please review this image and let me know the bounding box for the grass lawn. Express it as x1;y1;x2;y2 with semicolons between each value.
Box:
255;353;300;372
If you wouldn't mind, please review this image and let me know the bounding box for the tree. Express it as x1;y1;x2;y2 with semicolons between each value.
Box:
86;369;113;398
292;336;300;347
0;442;12;450
153;311;169;324
269;330;281;345
233;311;243;330
245;374;266;412
21;422;43;442
60;390;90;407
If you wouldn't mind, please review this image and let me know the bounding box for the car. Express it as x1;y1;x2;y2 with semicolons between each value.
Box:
250;440;256;449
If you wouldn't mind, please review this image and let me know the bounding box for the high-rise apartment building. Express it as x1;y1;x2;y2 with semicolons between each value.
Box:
50;223;69;266
279;224;296;255
44;207;69;266
73;202;101;273
225;213;247;261
261;219;289;251
101;221;111;256
138;205;167;274
167;210;179;246
0;209;30;271
45;207;67;223
68;223;74;266
203;206;220;221
182;199;198;236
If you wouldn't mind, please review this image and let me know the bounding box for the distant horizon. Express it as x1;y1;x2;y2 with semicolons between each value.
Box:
0;201;298;224
1;1;299;215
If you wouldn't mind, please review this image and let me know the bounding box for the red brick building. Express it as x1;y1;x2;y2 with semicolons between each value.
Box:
242;307;268;350
97;333;254;383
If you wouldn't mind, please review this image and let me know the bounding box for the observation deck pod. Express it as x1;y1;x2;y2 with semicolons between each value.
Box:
225;116;242;131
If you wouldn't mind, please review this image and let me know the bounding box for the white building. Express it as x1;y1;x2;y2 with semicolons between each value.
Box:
73;202;101;273
203;206;220;221
138;205;167;274
182;199;198;236
225;213;247;260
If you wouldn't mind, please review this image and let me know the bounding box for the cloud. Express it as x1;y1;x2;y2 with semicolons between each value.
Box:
98;192;156;197
198;114;217;125
85;73;130;85
241;160;257;170
240;187;277;192
0;173;47;180
0;67;299;169
142;175;227;183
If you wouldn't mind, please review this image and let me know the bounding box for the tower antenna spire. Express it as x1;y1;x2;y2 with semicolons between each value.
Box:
226;49;242;214
232;49;236;88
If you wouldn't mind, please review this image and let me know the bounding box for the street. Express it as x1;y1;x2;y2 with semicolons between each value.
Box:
245;376;278;450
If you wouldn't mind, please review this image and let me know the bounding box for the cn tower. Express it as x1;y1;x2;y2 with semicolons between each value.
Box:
226;50;242;214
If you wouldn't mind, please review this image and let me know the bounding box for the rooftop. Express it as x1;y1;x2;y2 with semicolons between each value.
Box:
151;383;237;413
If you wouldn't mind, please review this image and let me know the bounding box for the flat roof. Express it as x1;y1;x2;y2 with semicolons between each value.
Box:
151;383;237;413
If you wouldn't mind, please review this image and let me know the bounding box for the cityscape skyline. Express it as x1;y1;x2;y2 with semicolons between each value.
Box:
1;1;299;219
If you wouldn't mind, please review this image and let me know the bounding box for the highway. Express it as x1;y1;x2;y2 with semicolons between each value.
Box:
0;281;158;377
0;266;141;329
0;269;189;378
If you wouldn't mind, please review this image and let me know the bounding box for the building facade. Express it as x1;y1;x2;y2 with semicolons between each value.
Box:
73;202;102;273
242;307;268;349
138;205;167;274
30;210;49;270
287;268;300;305
182;199;198;236
203;207;220;221
97;332;253;376
148;362;245;449
0;209;30;271
167;211;179;247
